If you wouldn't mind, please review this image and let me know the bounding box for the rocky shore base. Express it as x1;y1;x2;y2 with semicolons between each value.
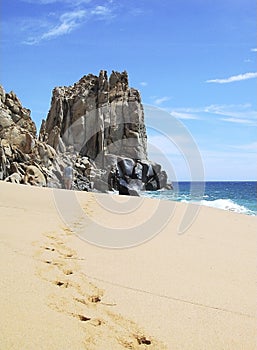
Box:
0;71;172;195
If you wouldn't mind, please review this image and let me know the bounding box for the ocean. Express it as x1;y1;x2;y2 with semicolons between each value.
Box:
141;181;257;216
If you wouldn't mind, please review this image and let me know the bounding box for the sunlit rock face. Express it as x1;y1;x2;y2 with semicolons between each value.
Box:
40;70;148;162
0;71;171;193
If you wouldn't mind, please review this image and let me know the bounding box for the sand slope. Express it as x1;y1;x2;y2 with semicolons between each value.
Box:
0;182;256;349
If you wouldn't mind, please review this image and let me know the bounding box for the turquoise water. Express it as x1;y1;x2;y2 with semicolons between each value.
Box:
141;181;257;216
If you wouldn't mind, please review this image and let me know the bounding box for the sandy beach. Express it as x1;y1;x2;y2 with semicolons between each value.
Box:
0;181;256;349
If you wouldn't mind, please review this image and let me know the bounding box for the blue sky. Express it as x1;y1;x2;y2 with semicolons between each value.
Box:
1;0;256;180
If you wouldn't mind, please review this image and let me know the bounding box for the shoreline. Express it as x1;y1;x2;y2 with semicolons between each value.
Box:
140;181;257;216
0;181;256;349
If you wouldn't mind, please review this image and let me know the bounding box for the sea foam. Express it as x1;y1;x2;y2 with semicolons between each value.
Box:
199;198;254;215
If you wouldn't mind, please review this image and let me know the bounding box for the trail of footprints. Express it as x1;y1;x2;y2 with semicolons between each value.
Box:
34;228;167;350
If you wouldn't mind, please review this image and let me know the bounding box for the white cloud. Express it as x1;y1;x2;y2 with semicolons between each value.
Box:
206;72;257;84
220;117;256;125
170;111;200;120
168;104;257;126
140;82;148;87
91;6;111;16
41;10;87;40
177;104;257;121
251;48;257;52
23;3;114;45
154;96;171;105
206;104;257;125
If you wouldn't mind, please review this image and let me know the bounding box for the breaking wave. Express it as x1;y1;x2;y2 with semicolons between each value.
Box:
186;198;255;215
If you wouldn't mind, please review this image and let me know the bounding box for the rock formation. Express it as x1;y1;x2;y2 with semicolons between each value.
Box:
40;70;147;162
0;70;172;194
0;85;59;187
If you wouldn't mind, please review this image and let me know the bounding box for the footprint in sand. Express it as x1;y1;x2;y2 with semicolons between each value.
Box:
33;229;167;349
55;281;69;288
44;246;55;251
77;314;91;322
88;295;101;303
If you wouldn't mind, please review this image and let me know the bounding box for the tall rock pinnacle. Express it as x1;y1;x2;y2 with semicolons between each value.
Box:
40;70;148;164
0;71;171;193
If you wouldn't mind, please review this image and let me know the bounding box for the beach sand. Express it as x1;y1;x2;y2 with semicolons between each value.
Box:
0;181;256;349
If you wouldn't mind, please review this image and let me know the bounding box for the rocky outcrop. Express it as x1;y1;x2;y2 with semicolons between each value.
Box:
0;85;59;186
0;86;36;135
0;71;172;193
39;70;148;163
0;86;36;156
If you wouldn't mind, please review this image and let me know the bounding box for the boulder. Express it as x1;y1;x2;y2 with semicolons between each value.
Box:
24;165;46;187
5;172;22;184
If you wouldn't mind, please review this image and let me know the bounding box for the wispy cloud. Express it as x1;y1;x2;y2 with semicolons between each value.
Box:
170;111;200;120
251;48;257;52
220;117;256;125
91;5;112;16
140;82;148;87
23;4;114;45
41;10;87;40
154;96;171;105
202;103;257;119
206;72;257;84
171;104;257;126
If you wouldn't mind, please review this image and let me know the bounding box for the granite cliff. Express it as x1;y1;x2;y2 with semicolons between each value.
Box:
39;70;147;162
0;71;171;194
